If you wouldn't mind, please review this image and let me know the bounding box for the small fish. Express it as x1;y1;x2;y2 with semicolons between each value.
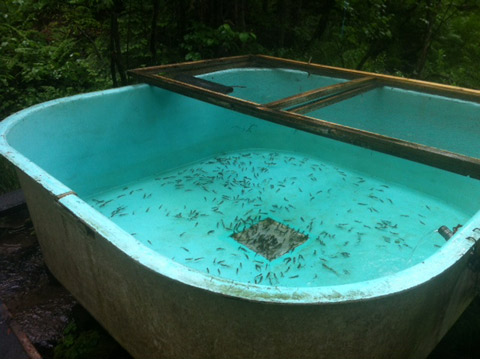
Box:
322;263;338;275
99;200;113;208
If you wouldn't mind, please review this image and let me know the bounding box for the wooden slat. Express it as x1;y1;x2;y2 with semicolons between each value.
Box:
128;55;254;77
253;55;480;103
291;113;480;180
173;74;234;94
131;54;480;103
131;71;263;109
128;55;480;180
265;77;376;110
129;55;480;103
131;68;480;180
290;82;377;114
252;55;359;79
377;77;480;103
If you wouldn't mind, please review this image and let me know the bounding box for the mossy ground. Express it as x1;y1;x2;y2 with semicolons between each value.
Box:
0;157;19;196
53;308;131;359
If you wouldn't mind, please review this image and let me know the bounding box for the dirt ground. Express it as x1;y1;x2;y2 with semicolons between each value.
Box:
0;207;131;359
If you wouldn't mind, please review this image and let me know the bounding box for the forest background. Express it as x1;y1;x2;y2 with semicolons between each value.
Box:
1;0;480;193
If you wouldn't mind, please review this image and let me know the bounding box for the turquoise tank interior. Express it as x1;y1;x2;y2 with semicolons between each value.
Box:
2;56;480;358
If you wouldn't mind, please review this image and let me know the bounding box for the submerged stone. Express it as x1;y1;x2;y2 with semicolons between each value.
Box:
231;217;308;261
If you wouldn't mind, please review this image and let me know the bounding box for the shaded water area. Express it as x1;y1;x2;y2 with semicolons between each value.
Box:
0;203;479;358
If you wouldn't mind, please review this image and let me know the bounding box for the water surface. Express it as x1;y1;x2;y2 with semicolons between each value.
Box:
86;149;463;287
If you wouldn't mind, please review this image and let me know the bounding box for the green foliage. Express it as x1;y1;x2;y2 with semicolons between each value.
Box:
1;0;479;122
182;23;257;61
1;0;480;195
0;157;19;195
53;320;119;359
0;0;111;120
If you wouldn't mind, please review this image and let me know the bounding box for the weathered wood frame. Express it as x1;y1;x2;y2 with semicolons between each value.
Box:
128;55;480;179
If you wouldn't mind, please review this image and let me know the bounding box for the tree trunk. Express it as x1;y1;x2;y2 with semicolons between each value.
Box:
308;0;335;45
291;0;303;25
277;0;288;47
356;44;375;70
262;0;269;13
110;0;127;86
149;0;160;65
109;22;118;87
215;0;224;26
414;0;439;78
174;0;188;40
235;0;246;31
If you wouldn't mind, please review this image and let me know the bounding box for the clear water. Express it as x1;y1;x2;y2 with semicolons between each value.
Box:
85;149;466;287
198;68;346;104
308;87;480;159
